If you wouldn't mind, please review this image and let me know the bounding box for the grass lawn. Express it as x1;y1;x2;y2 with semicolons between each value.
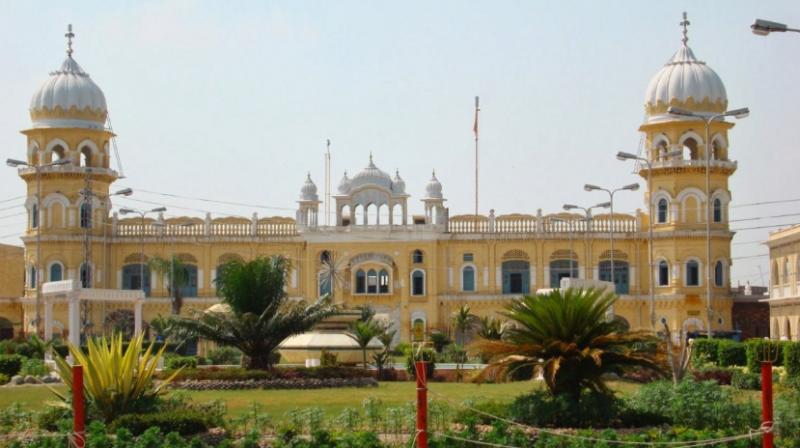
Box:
0;380;649;422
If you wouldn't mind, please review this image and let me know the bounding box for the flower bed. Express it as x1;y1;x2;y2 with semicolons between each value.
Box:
170;377;378;390
160;366;374;381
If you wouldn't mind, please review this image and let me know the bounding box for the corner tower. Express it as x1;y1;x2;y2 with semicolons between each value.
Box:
638;13;739;335
16;25;119;294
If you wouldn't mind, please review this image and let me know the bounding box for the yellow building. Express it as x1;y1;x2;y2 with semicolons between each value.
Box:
765;225;800;340
0;244;24;339
3;18;741;345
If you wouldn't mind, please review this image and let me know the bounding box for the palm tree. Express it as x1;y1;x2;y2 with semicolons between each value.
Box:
476;316;505;340
452;304;479;345
346;318;383;368
171;256;337;369
148;255;191;315
474;288;664;400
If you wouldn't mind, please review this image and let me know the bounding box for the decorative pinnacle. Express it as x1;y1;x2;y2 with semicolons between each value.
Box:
65;24;75;58
680;12;690;46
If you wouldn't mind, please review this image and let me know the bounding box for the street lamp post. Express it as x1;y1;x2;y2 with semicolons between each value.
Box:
583;183;640;306
617;150;681;330
667;106;749;339
562;202;611;284
119;207;167;295
6;158;70;336
751;19;800;36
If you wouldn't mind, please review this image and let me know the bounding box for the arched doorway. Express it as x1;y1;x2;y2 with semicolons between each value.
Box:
0;317;14;340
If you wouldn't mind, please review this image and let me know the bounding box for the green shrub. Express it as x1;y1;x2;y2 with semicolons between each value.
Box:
320;350;338;367
716;339;746;366
690;366;734;385
166;355;198;370
0;354;25;376
406;349;436;380
110;410;211;436
731;370;761;390
19;358;49;377
508;390;664;428
36;406;71;432
166;366;373;381
776;389;800;445
745;338;783;372
207;346;241;365
784;341;800;378
627;379;760;431
690;338;720;365
0;373;9;385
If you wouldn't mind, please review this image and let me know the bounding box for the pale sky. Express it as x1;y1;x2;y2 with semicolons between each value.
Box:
1;1;799;287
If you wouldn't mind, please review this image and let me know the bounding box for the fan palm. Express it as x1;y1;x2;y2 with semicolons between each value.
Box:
171;256;337;369
452;304;479;345
474;288;664;399
148;255;191;315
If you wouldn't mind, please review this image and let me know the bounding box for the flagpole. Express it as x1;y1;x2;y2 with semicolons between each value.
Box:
474;96;480;218
325;139;331;226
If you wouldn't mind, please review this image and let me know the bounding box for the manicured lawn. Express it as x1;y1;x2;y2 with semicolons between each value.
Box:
0;380;647;421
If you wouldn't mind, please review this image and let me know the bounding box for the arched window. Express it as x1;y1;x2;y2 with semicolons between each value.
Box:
502;260;530;294
80;146;92;167
549;260;578;288
80;263;91;288
320;251;331;263
462;266;475;292
51;145;66;161
318;272;332;297
784;258;791;284
713;198;722;223
31;203;39;229
80;203;92;229
599;260;630;295
178;265;199;297
378;269;390;294
657;198;668;224
714;261;724;287
366;269;378;294
411;270;425;296
122;264;151;296
29;266;37;288
658;260;669;286
412;250;424;264
355;270;366;294
683;137;699;160
686;260;700;287
49;263;63;282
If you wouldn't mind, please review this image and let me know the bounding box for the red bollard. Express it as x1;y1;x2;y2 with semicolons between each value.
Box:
761;361;773;448
415;360;428;448
72;365;85;448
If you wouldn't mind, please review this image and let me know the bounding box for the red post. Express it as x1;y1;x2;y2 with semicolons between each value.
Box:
72;365;85;448
415;360;428;448
761;361;774;448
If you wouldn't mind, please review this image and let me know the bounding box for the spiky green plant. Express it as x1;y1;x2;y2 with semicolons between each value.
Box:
474;288;664;399
452;304;479;345
52;333;179;422
346;319;383;368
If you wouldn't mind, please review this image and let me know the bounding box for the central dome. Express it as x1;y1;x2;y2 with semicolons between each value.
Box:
29;26;108;129
350;154;393;191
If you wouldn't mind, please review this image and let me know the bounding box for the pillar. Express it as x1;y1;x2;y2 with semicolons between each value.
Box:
68;293;80;348
134;302;143;338
44;299;53;342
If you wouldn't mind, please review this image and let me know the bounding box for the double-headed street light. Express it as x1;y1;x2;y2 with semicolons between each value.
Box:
120;207;167;295
562;202;611;285
752;19;800;36
667;106;749;339
584;183;639;312
617;149;681;330
6;157;70;336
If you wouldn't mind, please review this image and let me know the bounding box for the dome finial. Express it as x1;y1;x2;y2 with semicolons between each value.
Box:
680;12;690;46
65;24;75;58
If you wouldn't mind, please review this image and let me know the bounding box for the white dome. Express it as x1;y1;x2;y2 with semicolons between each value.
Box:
644;45;726;109
425;171;443;199
30;56;108;129
300;173;318;201
350;154;393;191
337;171;352;194
391;170;406;194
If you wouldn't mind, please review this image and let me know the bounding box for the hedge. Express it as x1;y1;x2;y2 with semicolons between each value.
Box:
785;342;800;378
165;356;197;370
716;339;746;367
163;366;374;382
731;371;761;390
745;339;788;372
0;354;25;376
690;338;720;365
109;410;210;436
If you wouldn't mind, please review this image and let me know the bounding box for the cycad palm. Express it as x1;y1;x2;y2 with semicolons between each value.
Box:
474;288;663;399
171;256;337;369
